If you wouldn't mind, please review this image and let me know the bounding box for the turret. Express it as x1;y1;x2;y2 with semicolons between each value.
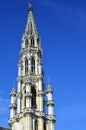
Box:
46;83;54;115
9;88;17;118
46;83;56;130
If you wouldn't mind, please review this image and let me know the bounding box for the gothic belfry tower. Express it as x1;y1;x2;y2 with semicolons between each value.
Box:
8;4;56;130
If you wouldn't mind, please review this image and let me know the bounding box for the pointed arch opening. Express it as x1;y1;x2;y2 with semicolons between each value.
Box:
31;57;35;74
44;122;46;130
31;38;34;47
25;58;28;75
31;86;36;108
37;38;39;47
24;89;26;108
35;120;38;130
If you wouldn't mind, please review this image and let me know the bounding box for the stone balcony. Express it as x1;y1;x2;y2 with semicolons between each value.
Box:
23;107;34;115
46;115;56;122
9;103;17;109
46;100;54;106
35;111;45;117
8;118;15;127
24;92;32;98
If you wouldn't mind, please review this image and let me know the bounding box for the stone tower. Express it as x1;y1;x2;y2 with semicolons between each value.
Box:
8;4;56;130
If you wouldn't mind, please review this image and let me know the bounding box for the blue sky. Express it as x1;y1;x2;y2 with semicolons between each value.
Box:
0;0;86;130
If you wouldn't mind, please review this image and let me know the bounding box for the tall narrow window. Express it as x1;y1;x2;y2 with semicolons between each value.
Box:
25;58;28;75
44;123;46;130
35;120;38;130
37;38;39;46
24;89;26;108
25;38;28;48
31;86;36;108
31;57;35;74
31;38;34;47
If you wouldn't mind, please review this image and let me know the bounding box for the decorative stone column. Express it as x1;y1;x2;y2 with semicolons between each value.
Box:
38;90;44;112
25;115;33;130
33;118;36;130
34;35;38;47
23;59;25;76
17;92;21;114
39;76;43;91
25;83;32;108
38;118;44;130
35;56;38;75
18;62;21;76
47;121;55;130
17;78;22;114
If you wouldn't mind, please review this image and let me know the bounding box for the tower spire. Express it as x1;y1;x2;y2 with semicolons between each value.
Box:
8;3;56;130
24;3;38;36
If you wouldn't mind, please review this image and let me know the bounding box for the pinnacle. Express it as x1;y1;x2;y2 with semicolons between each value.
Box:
46;79;53;93
25;3;38;36
12;87;16;92
10;87;16;96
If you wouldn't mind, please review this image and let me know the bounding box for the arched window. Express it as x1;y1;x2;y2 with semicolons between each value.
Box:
35;120;38;130
31;57;35;74
44;123;46;130
37;38;39;47
31;38;34;47
31;86;36;108
25;38;28;48
25;58;28;75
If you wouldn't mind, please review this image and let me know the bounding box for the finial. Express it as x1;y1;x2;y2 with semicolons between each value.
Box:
12;81;15;89
46;77;53;93
13;80;15;86
28;3;33;11
10;86;16;96
48;77;50;85
11;81;16;92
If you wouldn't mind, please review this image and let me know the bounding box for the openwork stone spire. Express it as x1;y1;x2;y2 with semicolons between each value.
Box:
25;3;38;37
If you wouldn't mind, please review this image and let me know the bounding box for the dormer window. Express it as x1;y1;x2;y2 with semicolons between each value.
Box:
25;38;28;48
25;58;28;75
